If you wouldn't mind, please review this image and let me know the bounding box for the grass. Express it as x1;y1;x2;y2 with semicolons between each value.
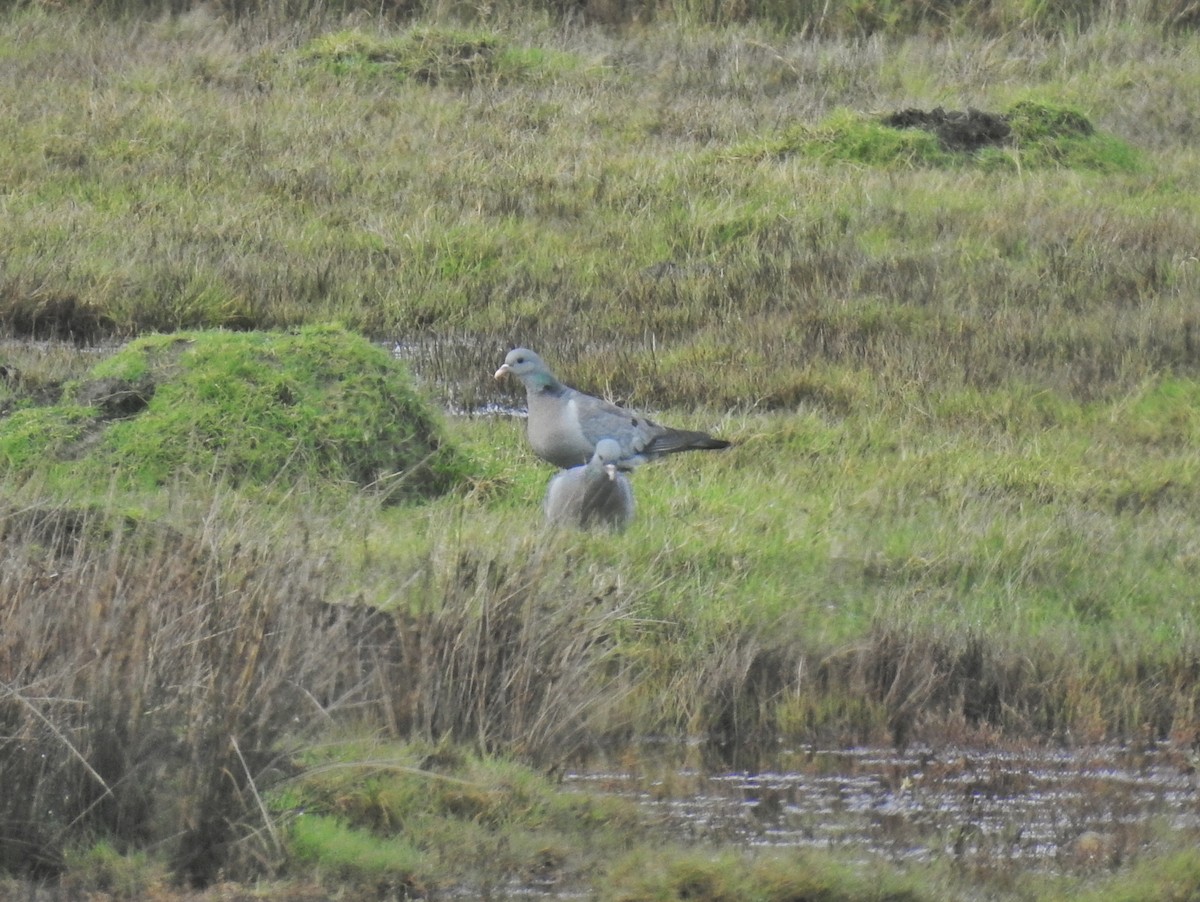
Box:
5;8;1198;391
0;325;467;499
288;816;426;891
3;1;1200;898
278;739;649;895
602;847;928;902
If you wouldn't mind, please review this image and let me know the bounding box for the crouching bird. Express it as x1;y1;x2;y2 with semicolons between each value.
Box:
544;439;635;531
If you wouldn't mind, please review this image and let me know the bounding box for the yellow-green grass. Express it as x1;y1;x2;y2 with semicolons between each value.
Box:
2;11;1197;415
345;385;1200;748
0;325;467;500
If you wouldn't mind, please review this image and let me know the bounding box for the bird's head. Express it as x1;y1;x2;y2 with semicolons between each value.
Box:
494;348;549;384
594;438;623;479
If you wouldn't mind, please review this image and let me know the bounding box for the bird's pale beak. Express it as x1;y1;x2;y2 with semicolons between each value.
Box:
494;364;511;380
603;464;617;481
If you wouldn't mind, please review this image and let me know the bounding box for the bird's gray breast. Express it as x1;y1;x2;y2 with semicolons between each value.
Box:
528;395;595;467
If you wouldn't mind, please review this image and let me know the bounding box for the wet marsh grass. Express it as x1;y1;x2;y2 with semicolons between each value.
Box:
0;488;355;883
361;397;1200;755
0;482;634;888
4;398;1200;894
4;3;1200;897
4;8;1199;397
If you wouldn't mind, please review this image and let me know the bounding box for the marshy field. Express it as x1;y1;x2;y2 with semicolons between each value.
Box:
3;0;1200;898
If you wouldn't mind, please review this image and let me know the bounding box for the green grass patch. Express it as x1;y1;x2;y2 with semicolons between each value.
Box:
0;404;95;469
731;107;953;166
61;842;169;899
278;740;645;893
603;846;928;902
1005;99;1144;171
0;325;469;499
299;26;578;87
732;102;1140;172
288;815;425;887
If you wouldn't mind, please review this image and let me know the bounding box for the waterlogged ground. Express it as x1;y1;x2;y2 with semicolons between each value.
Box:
566;743;1200;875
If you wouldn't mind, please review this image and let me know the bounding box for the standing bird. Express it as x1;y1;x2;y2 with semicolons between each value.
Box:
544;439;635;531
494;347;730;469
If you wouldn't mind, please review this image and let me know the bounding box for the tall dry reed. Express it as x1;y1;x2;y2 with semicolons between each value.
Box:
0;499;394;884
0;499;647;882
392;532;641;766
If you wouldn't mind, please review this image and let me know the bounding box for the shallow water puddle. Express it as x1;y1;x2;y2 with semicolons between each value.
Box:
566;744;1200;872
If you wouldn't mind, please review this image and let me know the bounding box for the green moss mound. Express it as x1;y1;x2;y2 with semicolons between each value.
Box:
735;101;1140;173
0;325;466;499
300;27;565;87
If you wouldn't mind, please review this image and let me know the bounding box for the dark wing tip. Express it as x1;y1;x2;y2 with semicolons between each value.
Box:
643;429;731;456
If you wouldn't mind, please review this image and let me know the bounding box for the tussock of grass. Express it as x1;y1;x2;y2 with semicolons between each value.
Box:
732;108;953;166
382;525;644;760
61;842;169;900
300;27;543;87
1005;99;1144;171
731;102;1139;172
0;325;467;499
603;847;926;902
279;740;644;892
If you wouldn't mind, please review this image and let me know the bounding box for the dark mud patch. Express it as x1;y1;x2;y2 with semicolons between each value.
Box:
73;376;155;419
1;293;115;346
882;107;1012;152
881;103;1099;155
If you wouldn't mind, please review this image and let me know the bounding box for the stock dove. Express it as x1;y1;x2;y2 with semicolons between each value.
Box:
543;439;635;531
494;348;730;469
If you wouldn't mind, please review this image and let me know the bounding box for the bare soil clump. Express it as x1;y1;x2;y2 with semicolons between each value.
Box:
882;107;1012;151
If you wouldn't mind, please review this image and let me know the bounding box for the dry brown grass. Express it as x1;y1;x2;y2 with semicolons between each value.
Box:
0;494;646;881
389;532;643;764
0;497;391;883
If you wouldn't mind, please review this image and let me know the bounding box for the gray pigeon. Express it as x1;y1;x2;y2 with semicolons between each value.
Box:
544;439;635;531
494;347;730;469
